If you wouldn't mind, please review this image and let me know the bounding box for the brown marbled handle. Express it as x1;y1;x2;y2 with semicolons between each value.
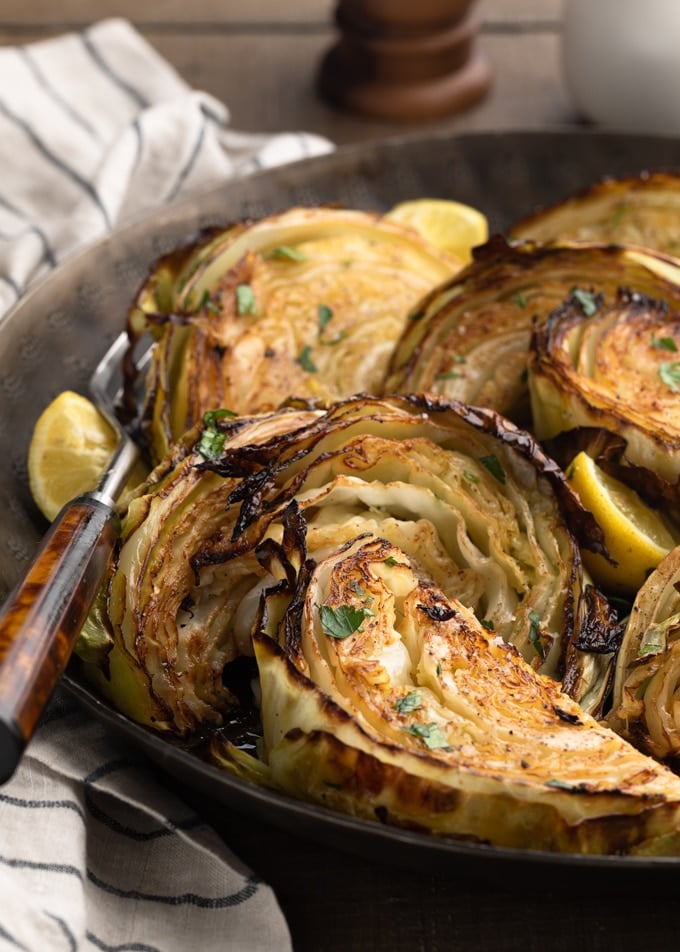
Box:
0;495;119;783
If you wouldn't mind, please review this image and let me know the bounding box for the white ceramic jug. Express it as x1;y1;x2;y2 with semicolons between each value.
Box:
562;0;680;134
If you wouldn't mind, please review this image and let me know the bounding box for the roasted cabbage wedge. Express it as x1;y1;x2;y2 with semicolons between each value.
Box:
384;237;680;427
510;171;680;256
124;207;459;463
77;393;678;853
252;524;680;854
529;287;680;491
608;546;680;763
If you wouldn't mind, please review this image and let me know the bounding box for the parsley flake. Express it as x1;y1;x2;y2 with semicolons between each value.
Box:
544;778;575;791
659;360;680;392
267;245;307;262
236;284;257;315
528;609;545;660
395;691;422;715
652;335;678;353
479;454;506;483
318;604;374;639
402;722;451;751
570;287;599;316
384;556;399;566
317;304;334;332
197;408;237;460
297;345;318;372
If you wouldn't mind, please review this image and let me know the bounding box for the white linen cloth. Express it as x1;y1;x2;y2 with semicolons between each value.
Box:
0;17;334;950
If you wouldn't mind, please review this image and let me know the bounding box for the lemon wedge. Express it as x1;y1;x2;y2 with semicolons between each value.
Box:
386;198;489;262
567;450;678;595
28;390;120;521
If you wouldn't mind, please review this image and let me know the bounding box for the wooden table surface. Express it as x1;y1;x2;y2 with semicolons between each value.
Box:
5;2;680;950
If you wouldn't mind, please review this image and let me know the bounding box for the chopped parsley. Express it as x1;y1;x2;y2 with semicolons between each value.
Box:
637;624;667;658
321;330;348;346
236;283;257;315
544;778;575;791
197;408;237;460
514;291;527;309
528;610;545;660
266;245;307;262
198;289;223;313
317;304;334;332
479;454;506;483
316;303;347;345
317;603;374;639
384;556;399;566
463;470;479;484
401;722;451;751
570;287;598;316
480;618;495;631
658;360;680;392
297;345;318;372
394;690;422;715
652;335;678;352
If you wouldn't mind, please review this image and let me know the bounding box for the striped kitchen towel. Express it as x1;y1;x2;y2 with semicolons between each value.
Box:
0;16;332;319
0;16;333;951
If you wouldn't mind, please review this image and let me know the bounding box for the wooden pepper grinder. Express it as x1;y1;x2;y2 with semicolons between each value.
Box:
317;0;492;121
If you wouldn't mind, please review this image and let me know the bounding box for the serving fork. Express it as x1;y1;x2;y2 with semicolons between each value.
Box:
0;332;145;783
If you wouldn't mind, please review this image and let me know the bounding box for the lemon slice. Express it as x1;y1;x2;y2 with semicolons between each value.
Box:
28;390;120;521
567;450;678;595
386;198;489;262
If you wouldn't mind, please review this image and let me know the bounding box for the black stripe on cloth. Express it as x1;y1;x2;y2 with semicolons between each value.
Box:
163;114;207;204
198;100;227;127
130;117;144;178
0;273;20;299
87;869;262;909
0;99;111;230
0;790;84;819
18;46;102;142
83;759;204;840
86;931;161;952
0;226;52;281
0;194;57;267
0;923;30;951
80;29;150;111
0;854;83;879
45;913;77;952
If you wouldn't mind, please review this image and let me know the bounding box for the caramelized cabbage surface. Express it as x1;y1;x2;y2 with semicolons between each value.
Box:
608;547;680;762
529;287;680;487
126;207;458;462
385;238;680;427
510;171;680;255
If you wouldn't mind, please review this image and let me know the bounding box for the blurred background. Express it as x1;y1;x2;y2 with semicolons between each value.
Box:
0;0;574;145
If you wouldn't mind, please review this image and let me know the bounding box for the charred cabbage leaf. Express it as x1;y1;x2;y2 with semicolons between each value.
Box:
608;546;680;762
384;237;680;427
254;524;680;854
529;287;680;488
86;394;612;739
125;207;458;463
510;171;680;255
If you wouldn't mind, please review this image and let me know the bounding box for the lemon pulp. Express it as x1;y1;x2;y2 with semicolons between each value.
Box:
567;450;678;595
386;198;488;263
28;390;120;521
